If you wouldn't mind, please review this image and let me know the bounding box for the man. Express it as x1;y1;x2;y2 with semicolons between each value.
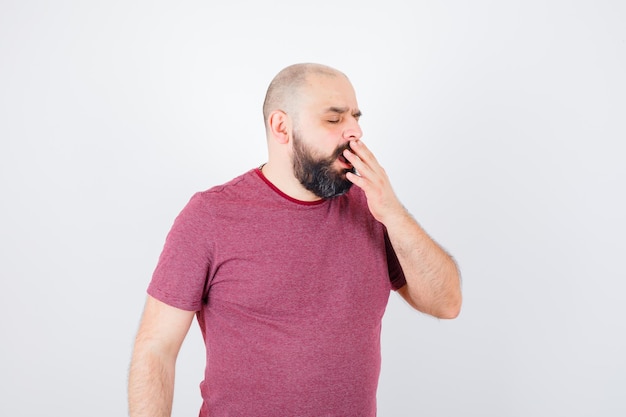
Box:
128;63;462;417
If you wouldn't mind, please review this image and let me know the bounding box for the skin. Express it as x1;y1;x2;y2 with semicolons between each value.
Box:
128;296;194;417
128;64;462;416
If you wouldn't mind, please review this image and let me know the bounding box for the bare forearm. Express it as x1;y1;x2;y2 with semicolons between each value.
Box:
386;209;462;318
128;347;175;417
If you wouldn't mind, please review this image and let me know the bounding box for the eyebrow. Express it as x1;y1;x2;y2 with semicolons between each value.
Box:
325;107;362;118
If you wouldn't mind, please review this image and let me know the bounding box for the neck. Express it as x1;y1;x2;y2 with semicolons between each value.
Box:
260;161;321;202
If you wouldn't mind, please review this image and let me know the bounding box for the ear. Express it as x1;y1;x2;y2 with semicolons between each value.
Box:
268;110;290;144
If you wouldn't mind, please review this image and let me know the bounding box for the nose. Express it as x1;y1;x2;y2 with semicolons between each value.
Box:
343;118;363;140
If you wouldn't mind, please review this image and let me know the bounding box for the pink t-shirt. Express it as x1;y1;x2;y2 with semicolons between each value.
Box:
148;168;406;416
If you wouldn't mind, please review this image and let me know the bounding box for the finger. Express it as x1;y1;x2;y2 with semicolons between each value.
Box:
344;146;377;180
345;170;365;187
349;140;380;169
344;150;378;193
343;145;360;167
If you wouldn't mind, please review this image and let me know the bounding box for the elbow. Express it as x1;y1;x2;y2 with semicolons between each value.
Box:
438;302;461;319
399;275;463;319
404;290;462;319
438;268;462;319
434;291;462;320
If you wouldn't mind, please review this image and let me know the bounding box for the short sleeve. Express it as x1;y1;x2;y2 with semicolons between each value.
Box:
385;230;406;291
147;193;213;311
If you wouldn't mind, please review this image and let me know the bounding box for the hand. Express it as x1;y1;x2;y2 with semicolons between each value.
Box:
343;140;406;225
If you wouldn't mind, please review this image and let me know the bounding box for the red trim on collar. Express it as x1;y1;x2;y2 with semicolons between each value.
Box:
254;168;326;206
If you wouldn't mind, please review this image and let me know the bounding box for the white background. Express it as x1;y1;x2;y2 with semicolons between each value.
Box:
1;1;625;416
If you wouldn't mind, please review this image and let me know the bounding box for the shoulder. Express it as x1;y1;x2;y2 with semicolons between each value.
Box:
176;169;267;225
189;169;262;205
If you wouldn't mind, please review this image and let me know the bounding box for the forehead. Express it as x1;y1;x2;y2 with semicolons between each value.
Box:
298;73;359;113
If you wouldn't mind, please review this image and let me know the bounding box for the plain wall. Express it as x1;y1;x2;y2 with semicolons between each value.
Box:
1;1;624;416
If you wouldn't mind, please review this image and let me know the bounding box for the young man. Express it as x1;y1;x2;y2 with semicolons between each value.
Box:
128;63;462;417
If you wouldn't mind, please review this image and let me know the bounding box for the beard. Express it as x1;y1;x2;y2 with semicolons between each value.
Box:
292;131;355;199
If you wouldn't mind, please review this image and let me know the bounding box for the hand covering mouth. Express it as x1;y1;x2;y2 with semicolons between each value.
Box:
338;153;353;168
336;143;353;168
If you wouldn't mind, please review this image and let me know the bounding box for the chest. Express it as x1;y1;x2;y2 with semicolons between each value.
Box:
204;203;392;322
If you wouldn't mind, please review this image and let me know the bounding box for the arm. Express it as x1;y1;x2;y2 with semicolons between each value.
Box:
344;139;462;319
128;295;196;417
